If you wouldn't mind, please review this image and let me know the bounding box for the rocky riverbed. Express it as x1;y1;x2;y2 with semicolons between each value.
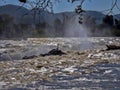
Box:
0;37;120;90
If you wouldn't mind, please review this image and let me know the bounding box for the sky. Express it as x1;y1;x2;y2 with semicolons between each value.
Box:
0;0;120;14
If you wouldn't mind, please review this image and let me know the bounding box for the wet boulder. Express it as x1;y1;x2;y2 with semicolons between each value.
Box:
106;44;120;50
22;55;37;59
40;48;66;57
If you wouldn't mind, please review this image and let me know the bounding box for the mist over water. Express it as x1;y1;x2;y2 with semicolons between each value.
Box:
64;15;88;37
63;15;94;50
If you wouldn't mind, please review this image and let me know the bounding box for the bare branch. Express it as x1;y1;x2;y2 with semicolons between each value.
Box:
107;0;117;15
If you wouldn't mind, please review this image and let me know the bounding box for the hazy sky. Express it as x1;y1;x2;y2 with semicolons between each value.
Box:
0;0;120;14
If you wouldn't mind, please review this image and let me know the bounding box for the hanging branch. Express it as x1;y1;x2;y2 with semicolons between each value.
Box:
107;0;117;15
74;0;86;24
18;0;56;24
1;0;120;24
101;0;119;15
70;0;120;24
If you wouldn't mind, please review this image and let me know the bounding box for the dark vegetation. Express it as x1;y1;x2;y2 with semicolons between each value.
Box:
0;14;47;39
0;13;120;38
102;15;120;36
83;15;120;37
0;14;23;38
0;0;120;38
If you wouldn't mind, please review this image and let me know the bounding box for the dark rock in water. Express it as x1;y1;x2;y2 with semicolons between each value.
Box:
40;48;66;57
36;65;43;68
106;44;120;50
22;55;37;59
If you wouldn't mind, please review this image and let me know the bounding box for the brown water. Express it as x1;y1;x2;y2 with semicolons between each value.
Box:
0;37;120;90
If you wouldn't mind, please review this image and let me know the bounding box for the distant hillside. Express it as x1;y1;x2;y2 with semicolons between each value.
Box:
0;4;29;19
0;4;120;38
0;4;105;24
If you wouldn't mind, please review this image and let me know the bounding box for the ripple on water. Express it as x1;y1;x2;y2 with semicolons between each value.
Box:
23;63;120;90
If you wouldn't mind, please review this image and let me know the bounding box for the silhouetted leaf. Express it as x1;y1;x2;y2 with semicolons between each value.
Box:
19;0;26;3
